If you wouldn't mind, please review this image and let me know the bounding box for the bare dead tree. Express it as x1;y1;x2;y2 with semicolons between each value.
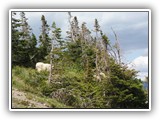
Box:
72;16;80;41
48;39;54;83
48;32;62;83
108;43;118;61
94;19;102;81
68;12;75;42
99;32;110;80
111;27;122;64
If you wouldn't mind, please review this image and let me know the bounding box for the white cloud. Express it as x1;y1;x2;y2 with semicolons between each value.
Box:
136;72;148;81
132;56;148;71
128;56;148;81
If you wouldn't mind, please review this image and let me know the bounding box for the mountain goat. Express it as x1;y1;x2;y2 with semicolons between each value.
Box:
99;72;106;78
36;62;52;72
93;72;106;82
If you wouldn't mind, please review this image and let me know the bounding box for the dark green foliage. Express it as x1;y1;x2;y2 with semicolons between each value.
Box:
12;12;22;66
41;84;55;97
94;19;100;32
109;58;138;80
52;21;64;46
106;77;148;108
102;34;110;49
103;59;149;109
66;39;83;63
12;12;38;68
38;15;51;62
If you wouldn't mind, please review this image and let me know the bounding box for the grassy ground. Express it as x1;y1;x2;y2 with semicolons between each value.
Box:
12;66;71;108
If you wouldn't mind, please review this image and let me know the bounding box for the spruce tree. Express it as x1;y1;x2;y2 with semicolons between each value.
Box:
12;12;21;66
29;33;37;67
38;15;51;62
52;21;63;46
12;12;36;67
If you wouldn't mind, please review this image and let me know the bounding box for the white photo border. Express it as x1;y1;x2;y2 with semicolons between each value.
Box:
9;9;151;111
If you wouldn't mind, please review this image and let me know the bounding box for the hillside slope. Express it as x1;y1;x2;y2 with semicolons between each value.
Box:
11;65;148;109
12;66;71;108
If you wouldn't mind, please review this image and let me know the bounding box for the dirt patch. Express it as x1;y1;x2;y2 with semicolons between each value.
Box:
12;88;49;108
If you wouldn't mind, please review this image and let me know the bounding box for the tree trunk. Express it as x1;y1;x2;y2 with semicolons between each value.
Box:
68;12;75;42
48;39;54;83
111;27;121;64
95;32;101;81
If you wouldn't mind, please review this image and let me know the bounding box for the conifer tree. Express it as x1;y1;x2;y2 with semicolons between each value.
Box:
12;12;36;67
38;15;51;61
12;12;21;66
103;58;148;108
52;21;63;46
29;33;37;66
81;22;92;44
67;12;75;42
20;12;32;41
67;12;80;42
48;21;63;83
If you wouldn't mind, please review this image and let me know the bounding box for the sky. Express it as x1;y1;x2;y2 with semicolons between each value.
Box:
14;11;149;81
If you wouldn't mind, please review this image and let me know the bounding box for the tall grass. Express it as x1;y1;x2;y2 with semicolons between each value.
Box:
12;66;71;108
12;66;47;94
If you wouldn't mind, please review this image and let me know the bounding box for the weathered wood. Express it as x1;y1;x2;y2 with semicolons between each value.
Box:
111;27;121;64
48;38;54;83
68;12;76;42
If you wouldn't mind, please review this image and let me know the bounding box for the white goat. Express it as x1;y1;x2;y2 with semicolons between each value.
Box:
36;62;52;72
93;72;106;82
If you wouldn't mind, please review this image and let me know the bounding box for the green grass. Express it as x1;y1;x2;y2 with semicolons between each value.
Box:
12;66;71;108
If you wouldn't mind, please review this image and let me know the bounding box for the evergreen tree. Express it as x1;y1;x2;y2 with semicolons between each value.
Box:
48;21;63;83
52;21;63;46
29;33;38;66
12;12;21;66
81;22;92;44
67;12;80;42
12;12;36;67
38;15;51;62
20;12;32;41
102;58;148;108
72;16;80;41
